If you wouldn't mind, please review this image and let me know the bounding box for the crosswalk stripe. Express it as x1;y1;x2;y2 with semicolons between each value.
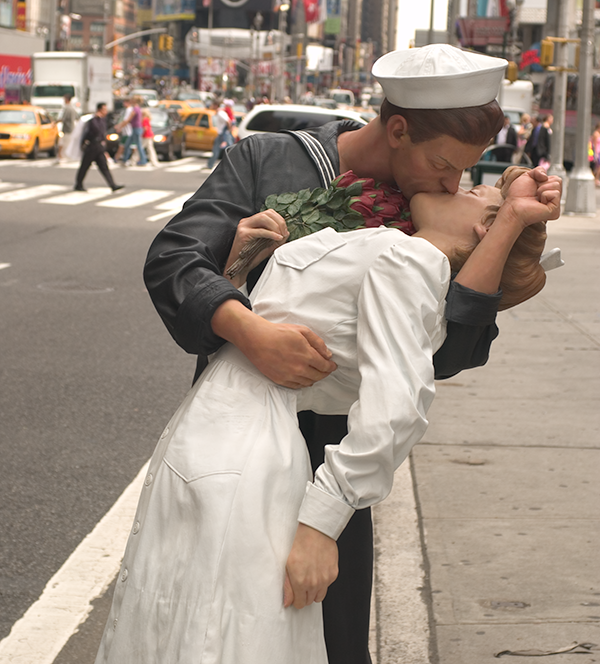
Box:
165;163;202;173
153;192;194;211
0;263;11;270
0;184;68;201
96;189;174;208
146;192;194;222
14;160;54;168
0;182;25;191
40;187;113;205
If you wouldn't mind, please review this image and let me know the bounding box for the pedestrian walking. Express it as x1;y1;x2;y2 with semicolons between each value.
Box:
515;112;533;164
74;102;124;192
113;98;133;165
591;122;600;186
56;94;79;162
117;95;147;166
493;114;518;162
141;109;160;167
524;114;551;168
206;98;232;169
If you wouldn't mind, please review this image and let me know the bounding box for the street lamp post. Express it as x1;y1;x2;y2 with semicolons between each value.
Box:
277;4;289;102
548;0;569;181
564;0;596;215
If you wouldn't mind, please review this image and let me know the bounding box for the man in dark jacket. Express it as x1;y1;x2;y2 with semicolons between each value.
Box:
75;102;124;192
525;114;551;167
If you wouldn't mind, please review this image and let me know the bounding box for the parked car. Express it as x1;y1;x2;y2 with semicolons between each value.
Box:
180;108;219;151
0;104;59;159
236;104;367;141
105;107;185;161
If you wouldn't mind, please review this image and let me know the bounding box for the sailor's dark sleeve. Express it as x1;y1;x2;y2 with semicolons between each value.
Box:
143;138;259;357
432;280;501;380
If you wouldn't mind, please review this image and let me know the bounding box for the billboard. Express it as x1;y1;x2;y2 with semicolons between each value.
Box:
0;54;32;97
152;0;195;21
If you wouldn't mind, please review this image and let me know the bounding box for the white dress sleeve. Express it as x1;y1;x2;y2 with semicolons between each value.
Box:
297;236;450;540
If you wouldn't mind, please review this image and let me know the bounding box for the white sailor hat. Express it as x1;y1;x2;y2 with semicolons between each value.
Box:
372;44;507;109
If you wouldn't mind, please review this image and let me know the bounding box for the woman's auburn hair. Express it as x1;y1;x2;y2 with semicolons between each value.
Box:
453;165;547;311
380;98;505;146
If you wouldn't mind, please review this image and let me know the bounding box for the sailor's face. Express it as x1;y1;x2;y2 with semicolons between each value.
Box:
392;134;488;199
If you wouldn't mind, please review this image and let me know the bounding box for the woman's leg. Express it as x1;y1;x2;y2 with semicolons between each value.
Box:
134;128;147;165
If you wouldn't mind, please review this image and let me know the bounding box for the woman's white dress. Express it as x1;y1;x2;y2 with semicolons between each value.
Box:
95;227;450;664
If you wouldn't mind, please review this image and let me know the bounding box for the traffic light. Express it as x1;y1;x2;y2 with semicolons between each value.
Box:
166;35;174;50
540;39;554;67
506;61;518;82
158;34;167;50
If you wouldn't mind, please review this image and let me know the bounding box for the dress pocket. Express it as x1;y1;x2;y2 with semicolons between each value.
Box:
274;227;346;270
164;379;266;483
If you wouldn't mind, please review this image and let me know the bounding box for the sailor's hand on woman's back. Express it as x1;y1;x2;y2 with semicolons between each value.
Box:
212;300;337;389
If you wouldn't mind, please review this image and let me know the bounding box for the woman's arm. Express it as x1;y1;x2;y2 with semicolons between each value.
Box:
285;237;449;607
453;167;561;294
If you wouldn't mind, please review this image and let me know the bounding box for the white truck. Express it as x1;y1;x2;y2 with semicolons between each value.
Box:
31;52;113;118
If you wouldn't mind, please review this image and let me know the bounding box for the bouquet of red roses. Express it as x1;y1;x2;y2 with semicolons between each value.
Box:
226;170;414;278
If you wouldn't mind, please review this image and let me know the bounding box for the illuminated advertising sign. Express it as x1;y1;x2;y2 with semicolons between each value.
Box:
152;0;195;21
0;54;32;96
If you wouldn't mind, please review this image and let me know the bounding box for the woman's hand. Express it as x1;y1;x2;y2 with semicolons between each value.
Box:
283;523;339;610
224;209;289;287
504;167;562;227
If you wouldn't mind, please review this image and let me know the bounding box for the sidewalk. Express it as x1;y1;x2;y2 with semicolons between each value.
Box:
371;184;600;663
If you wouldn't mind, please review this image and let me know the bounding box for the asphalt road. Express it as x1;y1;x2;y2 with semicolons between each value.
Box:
0;151;211;640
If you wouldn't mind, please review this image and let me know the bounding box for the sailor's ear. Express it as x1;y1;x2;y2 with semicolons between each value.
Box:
387;115;409;148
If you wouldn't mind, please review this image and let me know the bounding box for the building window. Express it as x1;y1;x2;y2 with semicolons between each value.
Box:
90;35;104;50
71;20;83;31
91;21;105;33
70;35;84;47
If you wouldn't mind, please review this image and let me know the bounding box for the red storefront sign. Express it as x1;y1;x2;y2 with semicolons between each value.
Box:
0;54;32;96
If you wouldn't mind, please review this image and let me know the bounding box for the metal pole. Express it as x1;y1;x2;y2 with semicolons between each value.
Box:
548;0;568;180
428;0;435;45
48;0;57;50
564;0;596;215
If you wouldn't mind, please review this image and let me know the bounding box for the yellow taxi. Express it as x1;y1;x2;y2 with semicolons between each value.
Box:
180;108;219;151
0;104;59;159
157;99;194;114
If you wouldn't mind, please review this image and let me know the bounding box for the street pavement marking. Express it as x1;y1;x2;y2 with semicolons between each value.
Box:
165;163;203;173
146;192;194;222
0;263;11;270
96;189;174;208
0;184;68;202
0;461;149;664
13;160;54;168
56;161;81;169
40;187;113;205
0;182;25;191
